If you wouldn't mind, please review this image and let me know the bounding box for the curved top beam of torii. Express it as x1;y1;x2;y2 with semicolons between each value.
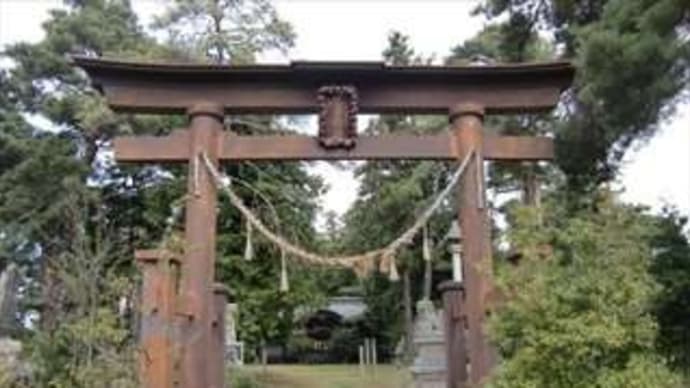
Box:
73;56;574;115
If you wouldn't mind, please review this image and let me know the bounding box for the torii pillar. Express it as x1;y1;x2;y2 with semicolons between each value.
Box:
451;103;493;385
132;103;225;388
179;103;223;388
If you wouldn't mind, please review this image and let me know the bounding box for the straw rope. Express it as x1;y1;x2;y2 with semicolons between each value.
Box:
201;148;474;278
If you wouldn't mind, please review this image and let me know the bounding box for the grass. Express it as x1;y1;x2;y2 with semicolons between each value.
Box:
231;364;413;388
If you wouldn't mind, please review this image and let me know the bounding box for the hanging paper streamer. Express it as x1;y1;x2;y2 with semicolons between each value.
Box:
423;224;431;262
378;253;400;282
352;257;374;278
244;218;254;261
279;249;289;292
388;257;400;282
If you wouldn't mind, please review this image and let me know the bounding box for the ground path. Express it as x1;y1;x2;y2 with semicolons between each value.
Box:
236;364;412;388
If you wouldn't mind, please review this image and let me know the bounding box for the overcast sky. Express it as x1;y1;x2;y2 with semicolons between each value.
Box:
1;0;688;219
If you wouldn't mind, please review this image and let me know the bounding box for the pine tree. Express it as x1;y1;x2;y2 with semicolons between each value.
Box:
477;0;690;192
152;0;295;64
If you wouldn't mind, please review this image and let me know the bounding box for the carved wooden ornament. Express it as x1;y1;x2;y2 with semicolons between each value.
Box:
317;85;358;149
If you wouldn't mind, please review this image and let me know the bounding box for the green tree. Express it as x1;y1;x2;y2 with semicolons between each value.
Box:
153;0;295;64
489;195;683;387
25;194;137;387
460;2;690;382
477;0;690;192
2;0;178;330
649;209;690;375
0;1;174;384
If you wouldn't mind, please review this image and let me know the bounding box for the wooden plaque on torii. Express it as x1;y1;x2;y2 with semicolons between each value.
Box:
74;56;574;388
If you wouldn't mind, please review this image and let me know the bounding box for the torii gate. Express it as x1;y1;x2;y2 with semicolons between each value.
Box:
74;56;574;388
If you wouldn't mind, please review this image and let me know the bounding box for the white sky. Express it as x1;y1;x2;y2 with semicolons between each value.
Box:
1;0;688;219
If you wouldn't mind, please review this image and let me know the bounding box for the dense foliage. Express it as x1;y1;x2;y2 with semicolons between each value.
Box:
457;0;690;384
478;0;689;192
490;196;685;387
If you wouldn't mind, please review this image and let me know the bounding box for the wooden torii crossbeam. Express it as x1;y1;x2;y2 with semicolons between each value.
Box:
75;56;574;388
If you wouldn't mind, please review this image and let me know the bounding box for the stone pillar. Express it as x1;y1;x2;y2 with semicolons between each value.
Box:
410;299;446;388
225;303;243;365
439;281;468;388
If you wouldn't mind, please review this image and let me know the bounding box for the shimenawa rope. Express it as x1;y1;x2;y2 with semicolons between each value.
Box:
201;148;474;279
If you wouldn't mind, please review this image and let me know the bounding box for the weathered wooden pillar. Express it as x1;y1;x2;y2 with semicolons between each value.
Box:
209;283;230;388
180;102;224;388
439;281;468;388
450;103;493;385
136;250;181;388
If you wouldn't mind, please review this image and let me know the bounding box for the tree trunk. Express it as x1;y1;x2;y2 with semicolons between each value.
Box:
261;339;268;372
423;256;432;301
522;165;541;207
402;269;414;361
39;251;63;331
